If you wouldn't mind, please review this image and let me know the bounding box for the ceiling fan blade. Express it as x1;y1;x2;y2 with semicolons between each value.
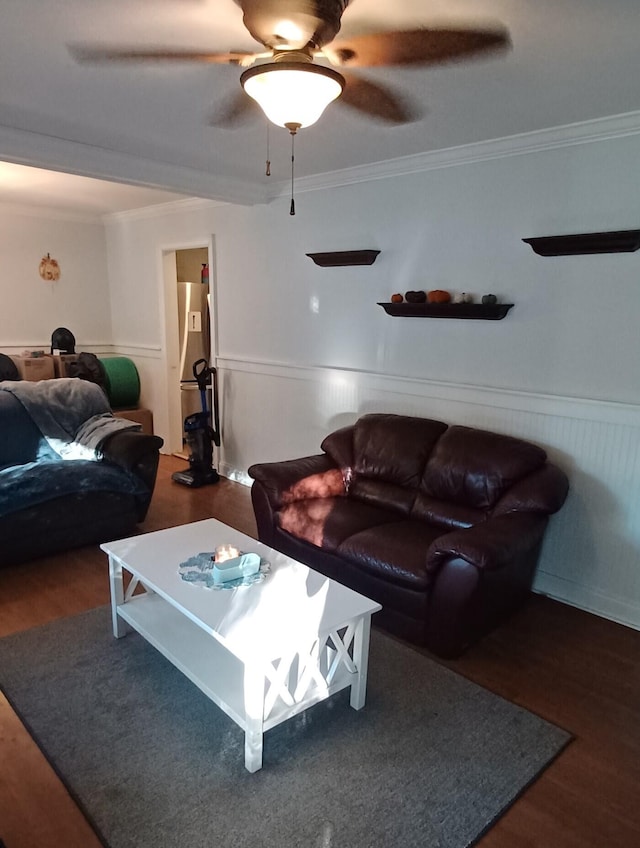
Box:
209;92;258;128
69;45;261;67
339;73;419;124
325;28;510;68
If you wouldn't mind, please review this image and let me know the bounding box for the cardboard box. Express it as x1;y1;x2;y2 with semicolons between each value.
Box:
9;355;55;381
51;353;79;378
114;408;154;435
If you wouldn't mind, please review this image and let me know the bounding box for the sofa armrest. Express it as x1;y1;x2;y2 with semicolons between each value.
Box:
101;431;164;513
248;454;344;511
492;463;569;517
426;512;549;578
249;454;344;548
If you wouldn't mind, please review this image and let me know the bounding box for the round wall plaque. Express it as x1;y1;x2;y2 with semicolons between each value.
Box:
39;253;60;281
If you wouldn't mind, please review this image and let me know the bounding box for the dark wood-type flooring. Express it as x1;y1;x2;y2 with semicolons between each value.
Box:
1;455;638;847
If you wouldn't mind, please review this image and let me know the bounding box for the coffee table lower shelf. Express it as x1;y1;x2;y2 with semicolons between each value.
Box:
116;592;360;770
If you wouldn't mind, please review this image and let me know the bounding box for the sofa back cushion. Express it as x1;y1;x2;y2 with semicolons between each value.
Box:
420;425;547;510
321;425;355;472
344;414;447;513
353;414;448;484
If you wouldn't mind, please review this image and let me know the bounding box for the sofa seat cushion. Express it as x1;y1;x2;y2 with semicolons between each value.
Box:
278;497;400;551
0;459;147;517
411;493;486;530
336;519;445;590
349;478;417;515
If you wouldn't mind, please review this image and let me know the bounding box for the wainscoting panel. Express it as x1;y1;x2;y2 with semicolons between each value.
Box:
217;357;640;631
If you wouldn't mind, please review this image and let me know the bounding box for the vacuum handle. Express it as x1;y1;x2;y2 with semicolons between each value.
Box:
192;358;210;390
191;357;220;447
210;366;221;447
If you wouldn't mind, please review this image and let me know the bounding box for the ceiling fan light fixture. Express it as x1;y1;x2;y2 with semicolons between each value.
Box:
240;62;345;129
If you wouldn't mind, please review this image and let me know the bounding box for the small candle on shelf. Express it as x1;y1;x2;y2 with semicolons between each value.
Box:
215;544;241;563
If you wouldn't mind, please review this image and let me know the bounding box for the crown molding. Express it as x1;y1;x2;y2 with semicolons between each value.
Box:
267;110;640;198
0;198;107;224
3;109;640;209
103;196;226;224
0;123;266;207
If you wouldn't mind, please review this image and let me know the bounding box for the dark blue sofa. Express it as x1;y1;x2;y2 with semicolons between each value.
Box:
0;379;163;566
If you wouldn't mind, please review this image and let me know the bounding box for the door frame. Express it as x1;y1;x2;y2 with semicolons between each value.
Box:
159;236;218;456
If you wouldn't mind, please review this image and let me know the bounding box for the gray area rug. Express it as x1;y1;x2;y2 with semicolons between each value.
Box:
0;607;570;848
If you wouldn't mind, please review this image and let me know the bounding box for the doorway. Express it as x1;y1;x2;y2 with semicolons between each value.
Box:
161;242;217;457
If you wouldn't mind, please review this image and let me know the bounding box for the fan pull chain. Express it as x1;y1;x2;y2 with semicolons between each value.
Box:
290;129;295;216
285;122;301;216
265;120;271;177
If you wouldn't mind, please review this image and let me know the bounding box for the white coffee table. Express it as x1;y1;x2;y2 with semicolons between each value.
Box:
101;518;381;772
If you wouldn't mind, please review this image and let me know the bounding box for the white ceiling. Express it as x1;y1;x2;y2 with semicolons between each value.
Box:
0;162;190;216
1;0;640;213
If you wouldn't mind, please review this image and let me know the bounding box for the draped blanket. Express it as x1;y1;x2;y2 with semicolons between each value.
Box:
0;378;140;460
0;378;147;518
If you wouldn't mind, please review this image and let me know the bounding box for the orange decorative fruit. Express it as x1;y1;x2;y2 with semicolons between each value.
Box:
427;290;451;303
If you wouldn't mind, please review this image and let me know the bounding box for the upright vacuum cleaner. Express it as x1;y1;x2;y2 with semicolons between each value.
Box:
171;358;221;487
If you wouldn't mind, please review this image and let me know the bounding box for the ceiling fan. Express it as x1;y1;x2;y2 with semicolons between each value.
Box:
70;0;511;130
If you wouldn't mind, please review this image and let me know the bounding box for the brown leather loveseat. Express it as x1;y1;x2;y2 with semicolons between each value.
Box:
248;413;569;657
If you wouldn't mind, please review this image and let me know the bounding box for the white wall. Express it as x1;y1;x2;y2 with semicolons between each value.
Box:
216;136;640;404
0;204;112;353
103;125;640;634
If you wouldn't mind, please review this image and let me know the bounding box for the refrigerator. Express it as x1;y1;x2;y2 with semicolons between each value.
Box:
177;280;211;427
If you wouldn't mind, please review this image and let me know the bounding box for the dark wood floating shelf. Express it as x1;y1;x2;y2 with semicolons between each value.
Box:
523;229;640;256
306;249;380;267
378;302;514;320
